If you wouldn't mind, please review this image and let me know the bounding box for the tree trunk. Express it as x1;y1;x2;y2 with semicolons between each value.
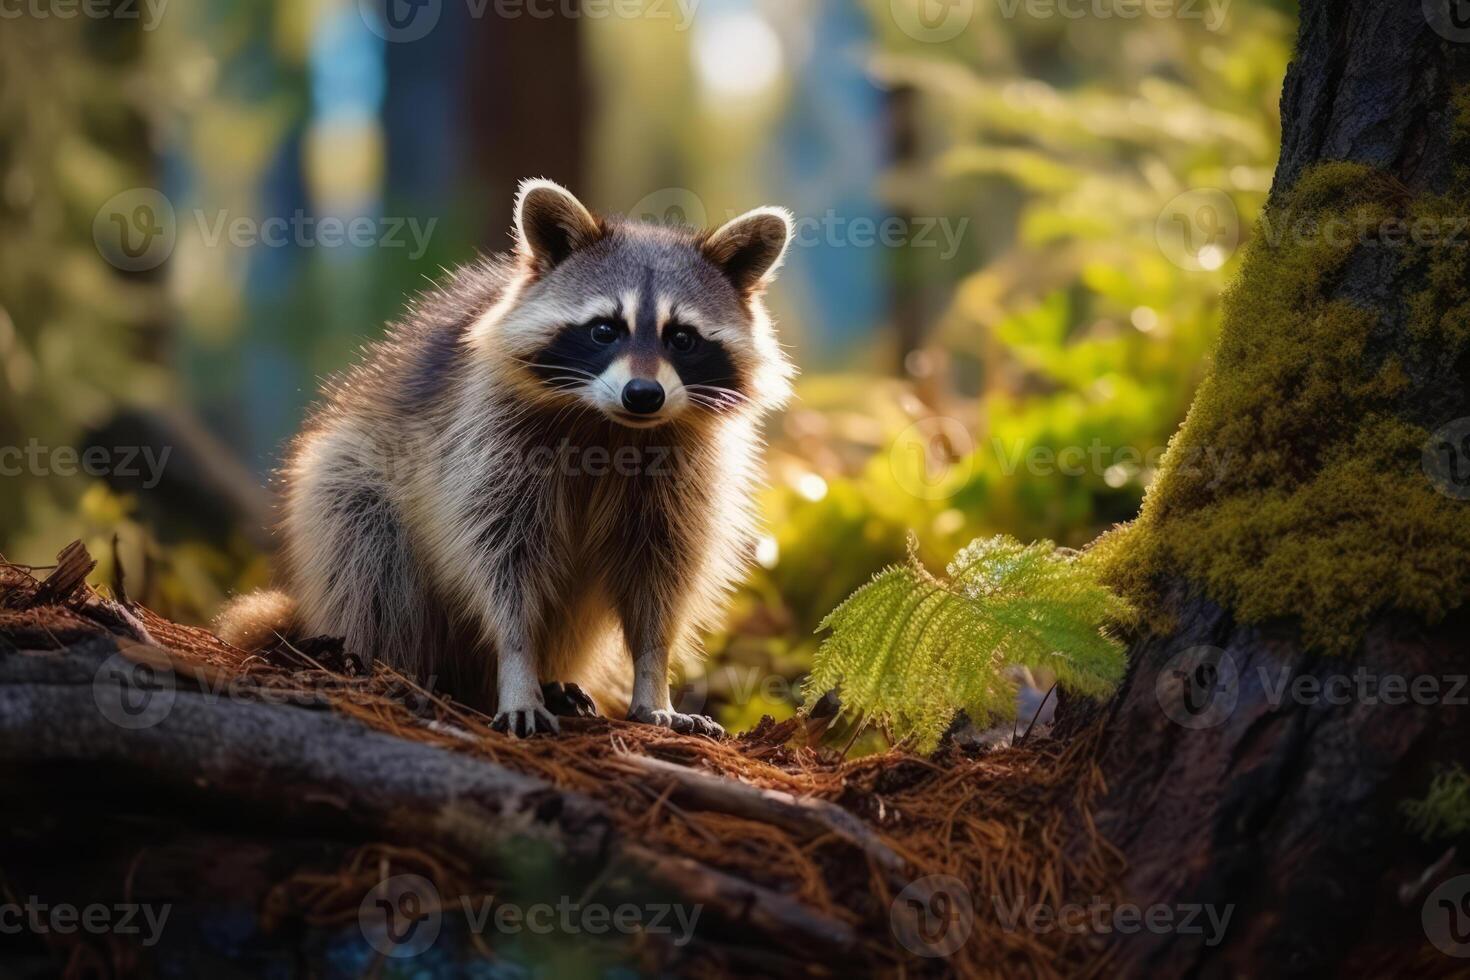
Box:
464;11;587;252
1071;3;1470;974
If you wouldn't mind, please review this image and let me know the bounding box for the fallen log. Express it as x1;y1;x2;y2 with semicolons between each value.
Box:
0;636;860;966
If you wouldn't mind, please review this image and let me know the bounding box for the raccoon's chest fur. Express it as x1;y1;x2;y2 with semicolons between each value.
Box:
410;403;718;597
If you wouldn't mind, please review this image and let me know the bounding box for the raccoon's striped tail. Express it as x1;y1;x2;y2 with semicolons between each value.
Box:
214;590;302;653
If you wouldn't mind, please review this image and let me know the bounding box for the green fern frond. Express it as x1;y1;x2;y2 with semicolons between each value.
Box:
808;534;1131;752
1401;765;1470;841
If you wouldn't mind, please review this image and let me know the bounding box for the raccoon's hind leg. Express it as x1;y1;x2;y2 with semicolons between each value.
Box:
285;432;449;691
478;552;562;737
533;587;619;721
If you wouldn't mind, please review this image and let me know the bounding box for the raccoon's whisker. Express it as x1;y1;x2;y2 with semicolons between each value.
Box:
508;356;600;381
667;381;719;415
547;371;600;385
685;382;747;400
684;384;747;413
686;393;735;415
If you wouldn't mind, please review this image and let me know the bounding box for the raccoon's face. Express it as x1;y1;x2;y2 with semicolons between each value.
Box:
486;180;795;429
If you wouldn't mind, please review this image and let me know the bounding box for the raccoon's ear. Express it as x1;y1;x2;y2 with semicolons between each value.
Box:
701;206;794;294
514;179;604;273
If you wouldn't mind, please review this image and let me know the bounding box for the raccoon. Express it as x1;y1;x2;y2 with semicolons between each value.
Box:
216;180;795;737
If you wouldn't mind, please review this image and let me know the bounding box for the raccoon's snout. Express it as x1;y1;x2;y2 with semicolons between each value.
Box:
621;379;665;415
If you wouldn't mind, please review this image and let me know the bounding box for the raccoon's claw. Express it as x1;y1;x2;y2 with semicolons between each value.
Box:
492;705;560;737
627;705;725;739
541;682;599;719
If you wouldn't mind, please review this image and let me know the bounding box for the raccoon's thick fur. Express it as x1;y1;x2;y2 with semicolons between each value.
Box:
216;180;795;736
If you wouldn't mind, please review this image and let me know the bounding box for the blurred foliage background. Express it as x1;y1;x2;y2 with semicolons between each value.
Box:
0;0;1292;728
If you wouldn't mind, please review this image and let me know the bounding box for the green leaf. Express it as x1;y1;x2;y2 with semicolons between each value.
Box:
808;533;1130;752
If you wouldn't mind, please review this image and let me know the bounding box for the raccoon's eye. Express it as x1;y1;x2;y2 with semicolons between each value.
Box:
589;320;620;346
666;327;699;354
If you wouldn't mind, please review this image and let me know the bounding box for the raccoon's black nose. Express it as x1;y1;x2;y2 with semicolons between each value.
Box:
621;379;665;415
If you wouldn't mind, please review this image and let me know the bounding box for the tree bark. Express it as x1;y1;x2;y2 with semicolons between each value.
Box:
464;11;587;251
1073;4;1470;974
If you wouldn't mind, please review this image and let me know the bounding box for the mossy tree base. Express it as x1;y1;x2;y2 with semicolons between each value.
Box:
1067;590;1469;974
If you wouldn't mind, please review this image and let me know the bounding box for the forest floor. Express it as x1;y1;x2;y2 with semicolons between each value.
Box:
0;542;1122;978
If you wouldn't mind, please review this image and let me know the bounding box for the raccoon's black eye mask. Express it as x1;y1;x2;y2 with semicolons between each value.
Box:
528;315;746;397
530;319;627;382
665;330;742;393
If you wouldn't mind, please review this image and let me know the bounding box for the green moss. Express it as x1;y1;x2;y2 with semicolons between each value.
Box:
1402;766;1470;842
1089;153;1470;653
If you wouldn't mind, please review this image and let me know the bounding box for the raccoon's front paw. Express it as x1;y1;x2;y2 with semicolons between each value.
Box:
492;703;560;737
626;705;725;738
541;682;599;719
